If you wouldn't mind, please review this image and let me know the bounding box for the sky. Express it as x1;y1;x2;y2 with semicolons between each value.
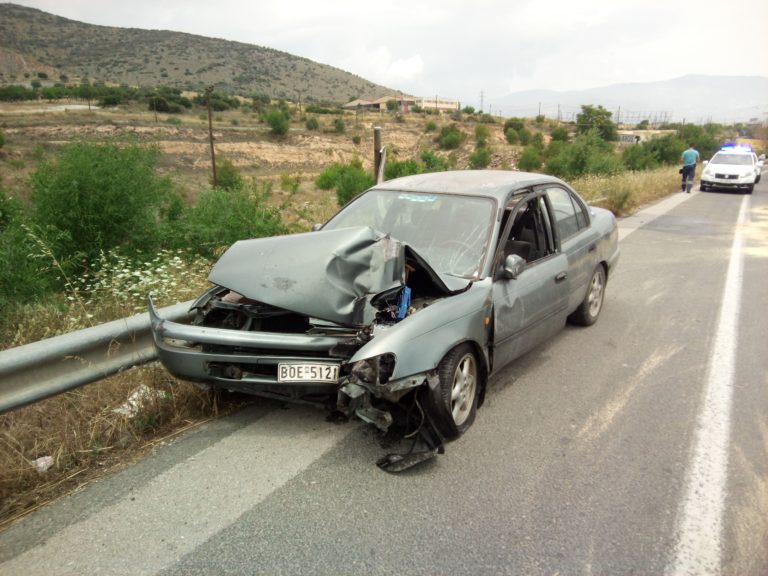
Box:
7;0;768;109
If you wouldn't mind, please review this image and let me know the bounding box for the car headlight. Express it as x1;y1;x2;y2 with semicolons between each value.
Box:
351;353;396;385
741;170;753;179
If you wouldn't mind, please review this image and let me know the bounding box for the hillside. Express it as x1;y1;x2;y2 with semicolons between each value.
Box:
0;3;397;104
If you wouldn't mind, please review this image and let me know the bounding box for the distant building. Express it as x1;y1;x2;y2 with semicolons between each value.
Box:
343;95;459;113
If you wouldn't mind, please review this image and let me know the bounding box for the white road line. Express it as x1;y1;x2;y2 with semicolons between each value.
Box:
618;190;696;242
666;195;749;576
0;407;356;576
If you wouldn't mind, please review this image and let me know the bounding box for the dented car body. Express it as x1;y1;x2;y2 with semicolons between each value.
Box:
149;171;619;469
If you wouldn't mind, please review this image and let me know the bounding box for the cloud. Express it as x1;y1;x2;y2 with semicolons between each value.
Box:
340;46;424;86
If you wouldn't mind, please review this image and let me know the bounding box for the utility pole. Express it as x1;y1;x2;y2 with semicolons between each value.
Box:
205;86;217;188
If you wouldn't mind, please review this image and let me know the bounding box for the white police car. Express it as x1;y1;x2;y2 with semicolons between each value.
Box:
700;145;762;194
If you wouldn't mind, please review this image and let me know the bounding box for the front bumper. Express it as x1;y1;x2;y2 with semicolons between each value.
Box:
148;295;348;398
701;174;755;189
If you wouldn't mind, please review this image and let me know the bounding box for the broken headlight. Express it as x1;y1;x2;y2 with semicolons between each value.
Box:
351;353;396;385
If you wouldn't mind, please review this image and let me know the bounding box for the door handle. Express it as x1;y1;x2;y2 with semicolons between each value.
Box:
555;272;568;283
588;244;597;253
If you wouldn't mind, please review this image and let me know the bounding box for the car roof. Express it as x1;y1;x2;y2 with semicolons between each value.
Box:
371;170;566;203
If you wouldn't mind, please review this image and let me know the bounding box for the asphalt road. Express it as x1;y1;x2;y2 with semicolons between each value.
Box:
1;177;767;576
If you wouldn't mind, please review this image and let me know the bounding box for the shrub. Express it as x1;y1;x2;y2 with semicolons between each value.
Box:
425;121;437;132
543;129;619;179
438;124;465;150
469;147;492;169
518;146;542;171
504;118;525;133
264;108;291;135
420;150;449;172
333;118;346;133
576;104;617;141
0;130;5;149
462;106;476;115
214;157;244;191
315;163;345;190
176;185;285;258
306;116;319;131
385;159;423;180
531;132;545;150
550;126;569;142
352;135;361;145
535;114;545;125
336;163;374;206
30;140;175;266
518;128;532;146
505;128;519;145
475;124;490;147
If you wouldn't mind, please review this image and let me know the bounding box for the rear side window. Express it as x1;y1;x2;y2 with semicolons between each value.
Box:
545;186;587;241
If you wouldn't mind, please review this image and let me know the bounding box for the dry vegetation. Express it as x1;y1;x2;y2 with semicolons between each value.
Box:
0;100;683;530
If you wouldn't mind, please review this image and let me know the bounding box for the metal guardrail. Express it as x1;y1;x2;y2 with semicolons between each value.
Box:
0;301;194;415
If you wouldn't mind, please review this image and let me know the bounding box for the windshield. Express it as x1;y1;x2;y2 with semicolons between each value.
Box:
711;153;753;166
323;190;495;278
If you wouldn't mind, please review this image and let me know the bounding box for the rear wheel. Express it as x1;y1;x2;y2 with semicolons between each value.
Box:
424;343;479;440
568;265;606;326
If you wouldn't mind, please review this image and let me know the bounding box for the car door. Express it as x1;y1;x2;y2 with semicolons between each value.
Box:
491;192;569;370
541;185;600;313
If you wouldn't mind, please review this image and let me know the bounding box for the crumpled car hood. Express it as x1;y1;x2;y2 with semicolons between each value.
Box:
208;226;471;327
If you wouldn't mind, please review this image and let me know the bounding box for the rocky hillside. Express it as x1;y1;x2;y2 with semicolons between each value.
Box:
0;3;397;104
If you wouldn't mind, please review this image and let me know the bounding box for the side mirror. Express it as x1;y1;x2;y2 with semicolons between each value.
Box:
703;160;709;166
501;254;526;279
311;223;323;231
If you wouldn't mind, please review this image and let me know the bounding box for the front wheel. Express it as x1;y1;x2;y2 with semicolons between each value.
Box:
424;343;479;440
568;265;606;326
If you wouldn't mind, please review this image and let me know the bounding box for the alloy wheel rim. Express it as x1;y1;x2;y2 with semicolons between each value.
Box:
588;271;604;317
451;353;477;426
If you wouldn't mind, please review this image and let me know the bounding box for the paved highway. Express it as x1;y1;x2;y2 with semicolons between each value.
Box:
1;178;767;575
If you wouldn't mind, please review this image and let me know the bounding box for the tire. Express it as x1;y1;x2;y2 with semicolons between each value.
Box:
568;265;606;326
746;184;754;195
424;343;479;440
700;183;709;192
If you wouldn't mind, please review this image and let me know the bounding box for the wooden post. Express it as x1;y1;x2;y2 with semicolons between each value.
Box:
373;126;382;182
206;86;217;188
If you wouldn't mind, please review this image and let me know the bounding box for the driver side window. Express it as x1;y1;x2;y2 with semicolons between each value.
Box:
502;195;555;264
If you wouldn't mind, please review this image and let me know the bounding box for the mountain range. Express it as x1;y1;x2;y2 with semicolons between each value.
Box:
489;75;768;124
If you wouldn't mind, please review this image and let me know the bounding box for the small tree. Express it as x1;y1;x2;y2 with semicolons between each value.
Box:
576;104;617;141
305;116;319;131
264;108;291;135
550;126;569;142
505;128;519;145
469;147;491;169
518;146;542;171
214;158;244;191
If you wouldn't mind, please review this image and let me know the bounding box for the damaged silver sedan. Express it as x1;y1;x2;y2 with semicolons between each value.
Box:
149;171;619;470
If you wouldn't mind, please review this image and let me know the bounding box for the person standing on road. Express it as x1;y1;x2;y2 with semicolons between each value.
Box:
681;143;700;193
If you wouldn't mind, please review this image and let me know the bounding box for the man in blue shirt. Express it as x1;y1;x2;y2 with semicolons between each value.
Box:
681;144;700;193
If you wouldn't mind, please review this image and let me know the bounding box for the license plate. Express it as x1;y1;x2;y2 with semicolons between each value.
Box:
277;363;339;383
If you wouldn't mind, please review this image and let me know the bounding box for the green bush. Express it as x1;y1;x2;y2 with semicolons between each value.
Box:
576;105;617;141
333;118;346;133
438;124;465;150
264;108;291;135
214;158;244;191
544;129;620;178
518;128;532;146
518;147;542;171
505;128;519;145
504;118;525;133
425;121;437;132
475;124;490;147
550;126;569;142
315;163;345;190
336;163;374;206
306;116;320;131
30;140;176;266
176;185;285;258
0;130;5;149
420;150;449;172
531;132;545;150
385;159;423;180
469;147;492;169
535;114;545;125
